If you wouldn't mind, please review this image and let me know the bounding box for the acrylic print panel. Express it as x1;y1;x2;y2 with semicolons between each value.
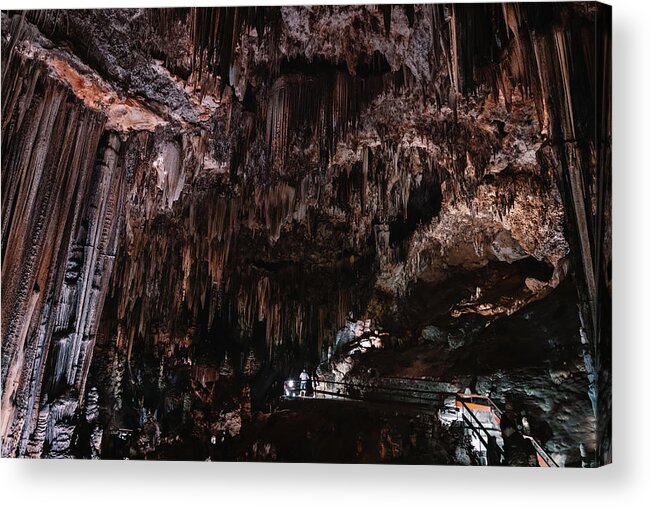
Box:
0;3;611;466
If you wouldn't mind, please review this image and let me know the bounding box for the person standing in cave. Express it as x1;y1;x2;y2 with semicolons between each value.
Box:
311;369;319;398
468;375;478;394
500;413;539;467
299;369;310;397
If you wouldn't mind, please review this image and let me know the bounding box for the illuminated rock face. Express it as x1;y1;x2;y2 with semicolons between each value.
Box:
1;4;610;464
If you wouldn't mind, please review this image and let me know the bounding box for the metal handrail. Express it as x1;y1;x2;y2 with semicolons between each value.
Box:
285;379;452;407
456;392;503;416
312;378;455;397
458;397;504;454
283;378;559;467
457;394;558;467
462;414;490;450
526;436;559;468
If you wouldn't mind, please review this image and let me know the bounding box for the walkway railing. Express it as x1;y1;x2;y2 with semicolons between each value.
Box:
282;377;558;467
456;393;559;467
284;378;454;407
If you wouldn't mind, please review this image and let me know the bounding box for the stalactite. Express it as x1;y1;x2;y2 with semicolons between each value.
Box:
2;5;610;462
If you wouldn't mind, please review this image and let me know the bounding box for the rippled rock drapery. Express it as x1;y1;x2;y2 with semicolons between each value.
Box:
1;4;611;464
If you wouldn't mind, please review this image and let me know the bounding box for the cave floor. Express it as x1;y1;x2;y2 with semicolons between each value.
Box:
234;397;458;464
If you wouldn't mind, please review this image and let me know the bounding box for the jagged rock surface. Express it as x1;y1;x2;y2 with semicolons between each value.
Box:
1;4;610;464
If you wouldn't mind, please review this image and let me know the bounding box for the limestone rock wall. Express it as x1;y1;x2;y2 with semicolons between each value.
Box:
1;4;610;463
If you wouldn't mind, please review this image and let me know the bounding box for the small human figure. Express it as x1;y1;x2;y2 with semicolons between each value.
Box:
299;369;310;397
500;412;538;467
311;370;319;398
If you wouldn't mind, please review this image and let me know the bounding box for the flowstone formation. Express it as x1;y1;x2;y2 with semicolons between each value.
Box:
1;4;610;465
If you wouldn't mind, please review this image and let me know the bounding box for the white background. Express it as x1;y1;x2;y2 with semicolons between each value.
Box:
1;0;648;505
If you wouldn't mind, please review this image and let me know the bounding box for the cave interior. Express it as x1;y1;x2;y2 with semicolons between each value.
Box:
0;3;611;466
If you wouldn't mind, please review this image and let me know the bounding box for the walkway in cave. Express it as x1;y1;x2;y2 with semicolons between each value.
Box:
280;378;557;466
